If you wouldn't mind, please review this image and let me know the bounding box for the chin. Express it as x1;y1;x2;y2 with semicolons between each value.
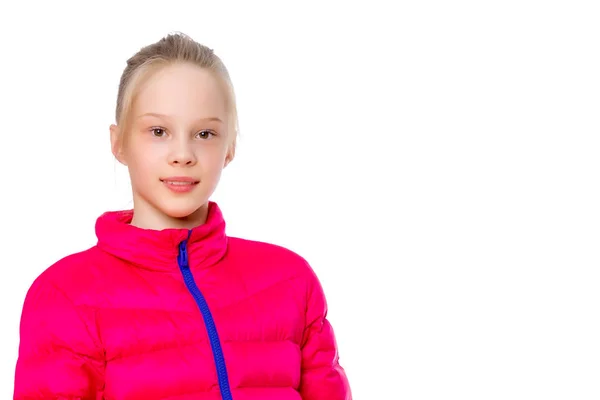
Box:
158;200;207;220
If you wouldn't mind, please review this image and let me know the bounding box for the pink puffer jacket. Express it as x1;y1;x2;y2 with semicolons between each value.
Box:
14;202;351;399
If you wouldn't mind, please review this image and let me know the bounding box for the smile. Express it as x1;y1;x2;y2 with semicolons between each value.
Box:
162;181;197;185
160;177;200;193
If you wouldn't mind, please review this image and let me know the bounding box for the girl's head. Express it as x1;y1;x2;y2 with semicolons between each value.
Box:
109;33;238;228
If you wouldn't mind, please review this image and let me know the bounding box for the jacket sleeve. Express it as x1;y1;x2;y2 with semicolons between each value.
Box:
299;266;352;400
14;276;104;399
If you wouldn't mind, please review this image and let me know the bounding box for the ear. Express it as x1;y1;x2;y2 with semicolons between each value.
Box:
110;124;127;165
223;137;236;168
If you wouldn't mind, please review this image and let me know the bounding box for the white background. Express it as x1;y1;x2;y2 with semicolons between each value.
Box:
1;1;599;399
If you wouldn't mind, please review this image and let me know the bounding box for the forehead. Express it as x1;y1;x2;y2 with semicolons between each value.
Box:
133;63;227;119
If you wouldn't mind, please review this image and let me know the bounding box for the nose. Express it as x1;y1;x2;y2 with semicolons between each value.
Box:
168;136;197;166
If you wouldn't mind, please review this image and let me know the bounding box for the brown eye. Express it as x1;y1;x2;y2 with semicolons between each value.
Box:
151;128;166;137
197;130;214;139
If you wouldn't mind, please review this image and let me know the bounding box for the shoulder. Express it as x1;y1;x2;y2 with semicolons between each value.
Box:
18;248;104;357
228;236;306;262
226;236;321;285
24;246;104;306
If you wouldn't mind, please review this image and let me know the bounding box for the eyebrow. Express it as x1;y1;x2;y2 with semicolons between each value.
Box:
137;112;223;123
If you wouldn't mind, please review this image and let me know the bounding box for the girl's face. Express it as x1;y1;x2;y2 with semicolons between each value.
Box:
111;63;233;229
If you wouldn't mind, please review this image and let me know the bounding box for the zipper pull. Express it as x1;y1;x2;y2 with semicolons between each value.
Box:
177;230;193;269
177;240;188;268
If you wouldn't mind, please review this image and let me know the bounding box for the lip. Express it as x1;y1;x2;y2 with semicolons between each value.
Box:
160;176;200;183
160;177;200;193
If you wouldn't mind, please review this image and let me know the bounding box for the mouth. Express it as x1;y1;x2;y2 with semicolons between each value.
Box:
160;180;199;186
160;177;200;193
160;177;200;185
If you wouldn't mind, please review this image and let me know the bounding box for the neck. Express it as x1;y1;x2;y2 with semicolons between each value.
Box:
95;200;228;272
130;197;210;230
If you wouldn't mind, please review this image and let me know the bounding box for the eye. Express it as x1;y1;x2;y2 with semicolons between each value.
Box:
196;130;215;140
150;127;166;137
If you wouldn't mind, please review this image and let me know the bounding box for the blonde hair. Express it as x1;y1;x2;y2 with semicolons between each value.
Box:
114;32;238;152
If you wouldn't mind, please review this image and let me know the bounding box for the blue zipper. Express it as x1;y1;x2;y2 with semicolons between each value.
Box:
177;230;233;400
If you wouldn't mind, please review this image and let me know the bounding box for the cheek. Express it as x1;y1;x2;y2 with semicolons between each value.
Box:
198;145;228;167
126;149;161;180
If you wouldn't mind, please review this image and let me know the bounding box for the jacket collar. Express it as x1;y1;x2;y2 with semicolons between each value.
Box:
95;201;227;272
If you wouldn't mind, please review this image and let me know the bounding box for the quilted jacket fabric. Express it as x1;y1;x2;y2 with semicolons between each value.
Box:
14;201;351;399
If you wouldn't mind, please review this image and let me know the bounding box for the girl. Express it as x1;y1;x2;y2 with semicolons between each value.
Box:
14;33;351;399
